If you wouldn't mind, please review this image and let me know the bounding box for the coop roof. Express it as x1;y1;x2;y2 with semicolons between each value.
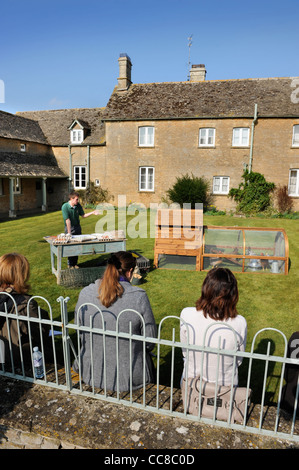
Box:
103;77;299;121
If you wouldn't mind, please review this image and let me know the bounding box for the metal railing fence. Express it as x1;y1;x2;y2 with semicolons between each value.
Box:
0;293;299;442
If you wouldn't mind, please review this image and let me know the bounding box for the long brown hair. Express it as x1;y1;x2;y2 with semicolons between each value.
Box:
0;252;31;294
98;252;136;307
195;268;239;320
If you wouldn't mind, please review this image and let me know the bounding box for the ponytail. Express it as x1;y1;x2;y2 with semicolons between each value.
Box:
98;252;136;307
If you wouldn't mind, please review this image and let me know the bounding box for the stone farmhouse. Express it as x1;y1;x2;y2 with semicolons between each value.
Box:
1;54;299;217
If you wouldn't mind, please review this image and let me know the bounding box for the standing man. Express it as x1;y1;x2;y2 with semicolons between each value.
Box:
61;190;99;268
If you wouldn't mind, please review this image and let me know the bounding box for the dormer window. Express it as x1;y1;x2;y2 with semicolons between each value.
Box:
20;143;26;152
68;119;89;144
71;129;84;144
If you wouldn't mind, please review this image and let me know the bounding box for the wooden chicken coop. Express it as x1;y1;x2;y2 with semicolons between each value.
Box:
154;209;289;275
154;208;203;271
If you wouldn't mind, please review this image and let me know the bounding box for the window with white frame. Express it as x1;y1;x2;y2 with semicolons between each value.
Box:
20;144;26;152
13;177;21;194
232;128;250;147
289;169;299;196
138;126;155;147
74;166;87;189
139;166;154;191
292;125;299;147
71;129;84;144
213;176;230;194
199;128;215;146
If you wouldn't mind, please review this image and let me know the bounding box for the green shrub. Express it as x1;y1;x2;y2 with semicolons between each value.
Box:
78;182;113;207
166;173;212;210
229;170;275;215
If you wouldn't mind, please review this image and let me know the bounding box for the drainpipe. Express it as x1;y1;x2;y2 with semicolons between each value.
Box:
249;103;258;173
42;177;47;212
9;177;16;218
87;145;90;188
68;145;72;191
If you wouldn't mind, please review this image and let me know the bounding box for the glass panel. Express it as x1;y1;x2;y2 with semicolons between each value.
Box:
139;168;146;189
199;128;206;145
241;128;248;145
293;125;299;145
139;127;146;145
245;230;284;258
204;228;243;256
147;127;154;146
222;177;229;193
208;129;214;145
289;170;298;195
213;177;220;192
158;254;196;271
81;167;86;187
148;168;154;190
233;128;240;145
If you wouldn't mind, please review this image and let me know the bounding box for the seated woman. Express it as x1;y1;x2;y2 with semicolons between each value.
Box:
180;268;247;387
0;252;52;369
74;251;157;392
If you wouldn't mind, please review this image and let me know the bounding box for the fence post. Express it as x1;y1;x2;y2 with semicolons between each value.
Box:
57;296;72;391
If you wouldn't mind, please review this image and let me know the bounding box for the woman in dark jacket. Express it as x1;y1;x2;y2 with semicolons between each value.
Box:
0;252;52;370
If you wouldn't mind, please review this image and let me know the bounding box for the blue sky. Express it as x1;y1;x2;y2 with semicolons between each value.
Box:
1;0;298;114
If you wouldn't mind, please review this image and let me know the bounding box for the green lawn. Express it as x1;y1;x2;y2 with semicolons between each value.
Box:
1;210;298;400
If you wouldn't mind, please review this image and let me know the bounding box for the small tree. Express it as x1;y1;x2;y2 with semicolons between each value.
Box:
78;182;112;207
275;185;293;213
229;170;275;215
166;173;212;210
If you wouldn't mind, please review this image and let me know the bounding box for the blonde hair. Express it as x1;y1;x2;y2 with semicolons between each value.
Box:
0;252;31;294
99;252;136;307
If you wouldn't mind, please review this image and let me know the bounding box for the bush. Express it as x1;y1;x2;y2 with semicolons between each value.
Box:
166;173;212;210
275;185;293;213
229;170;275;215
78;182;112;207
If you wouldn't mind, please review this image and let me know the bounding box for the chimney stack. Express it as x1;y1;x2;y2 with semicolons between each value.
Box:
189;64;206;82
117;53;132;90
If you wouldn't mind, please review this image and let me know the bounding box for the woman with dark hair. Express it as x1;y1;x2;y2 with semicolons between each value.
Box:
74;251;157;392
0;252;51;369
180;268;247;386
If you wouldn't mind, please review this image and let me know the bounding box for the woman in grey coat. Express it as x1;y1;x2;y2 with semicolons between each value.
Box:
74;251;157;392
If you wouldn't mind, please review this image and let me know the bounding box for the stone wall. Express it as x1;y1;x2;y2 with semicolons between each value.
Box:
0;375;298;450
101;118;299;211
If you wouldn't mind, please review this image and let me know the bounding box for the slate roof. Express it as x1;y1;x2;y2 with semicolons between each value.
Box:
0;152;66;178
103;77;299;121
0;110;48;144
17;108;106;146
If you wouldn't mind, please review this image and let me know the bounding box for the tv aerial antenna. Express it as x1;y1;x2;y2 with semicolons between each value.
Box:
187;34;193;81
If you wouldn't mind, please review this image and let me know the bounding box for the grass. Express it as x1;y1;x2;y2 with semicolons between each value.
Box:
1;210;298;401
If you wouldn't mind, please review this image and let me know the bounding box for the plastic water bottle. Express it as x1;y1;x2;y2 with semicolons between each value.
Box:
33;346;44;378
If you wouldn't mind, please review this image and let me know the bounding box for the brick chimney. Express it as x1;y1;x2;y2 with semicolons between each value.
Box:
117;53;132;90
189;64;206;82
